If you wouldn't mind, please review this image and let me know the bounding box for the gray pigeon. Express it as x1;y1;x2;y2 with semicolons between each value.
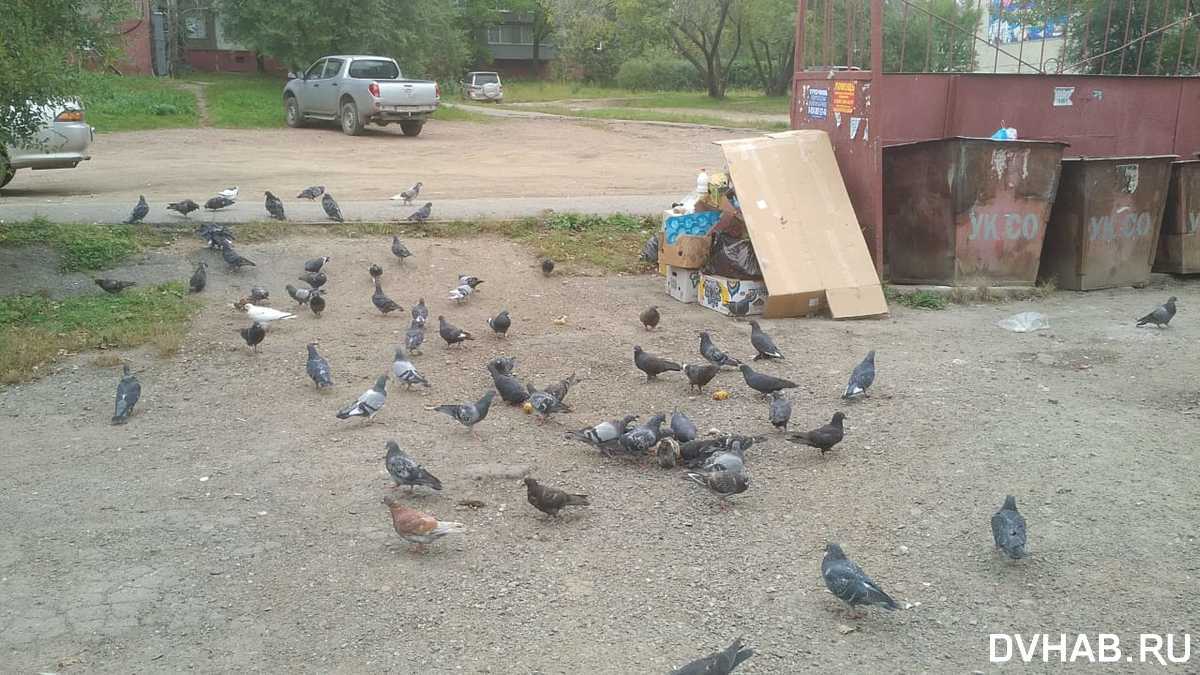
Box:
196;223;235;249
264;191;286;220
739;364;796;396
385;440;442;491
336;375;388;420
640;305;660;330
749;320;783;360
617;414;667;456
543;373;578;404
524;477;589;517
304;256;330;273
685;467;750;507
489;355;516;375
568;415;638;451
487;359;529;404
166;198;198;218
821;543;899;615
684;363;720;392
309;292;325;317
991;495;1028;560
124;195;149;224
286;284;320;305
249;286;269;302
670;637;753;675
433;390;496;438
407;202;432;222
700;331;741;368
299;271;327;289
488;310;511;337
188;261;207;293
392;236;412;263
94;278;135;294
394;181;422;205
405;321;426;355
786;412;845;455
656;438;679;468
700;448;746;473
392;347;430;388
438;315;474;347
220;242;256;270
640;233;660;263
321;193;344;222
769;391;792;431
526;384;571;422
681;435;766;469
368;263;383;279
843;350;876;399
205;195;235;211
541;258;555;276
305;343;334;388
296;185;324;200
110;364;141;425
634;346;682;381
1136;296;1177;328
411;298;428;325
238;321;266;352
372;279;403;314
670;410;698;443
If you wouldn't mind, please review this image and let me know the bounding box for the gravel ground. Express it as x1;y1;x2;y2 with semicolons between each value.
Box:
1;233;1198;673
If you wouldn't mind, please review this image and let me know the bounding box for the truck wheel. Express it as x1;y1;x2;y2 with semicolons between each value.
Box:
341;100;363;136
0;150;14;188
400;121;424;137
284;96;305;128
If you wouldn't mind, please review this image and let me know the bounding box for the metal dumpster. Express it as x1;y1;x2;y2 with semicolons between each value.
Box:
1153;157;1200;274
1039;156;1177;290
884;138;1066;286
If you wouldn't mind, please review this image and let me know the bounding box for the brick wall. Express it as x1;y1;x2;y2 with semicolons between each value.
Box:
113;1;153;75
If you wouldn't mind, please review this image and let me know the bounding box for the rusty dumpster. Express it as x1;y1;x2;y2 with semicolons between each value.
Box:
1153;158;1200;275
883;138;1066;286
1039;156;1177;291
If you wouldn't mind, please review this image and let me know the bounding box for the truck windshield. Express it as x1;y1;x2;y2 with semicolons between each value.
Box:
349;60;400;79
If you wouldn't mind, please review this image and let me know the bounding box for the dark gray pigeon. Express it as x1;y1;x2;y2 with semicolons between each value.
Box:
205;195;235;211
524;477;589;517
392;347;430;388
670;637;753;675
700;331;741;368
220;243;256;270
372;279;403;314
405;321;426;355
309;292;325;317
640;233;660;263
617;414;666;456
769;391;792;431
670;410;698;443
285;284;319;305
681;435;766;469
166;198;198;218
656;438;679;468
336;375;388;421
391;236;412;263
385;440;442;491
684;363;720;393
489;355;516;375
526;384;571;422
407;202;432;222
843;350;876;399
821;543;899;615
487;359;528;404
685;467;750;507
488;310;511;337
124;195;149;224
438;315;474;347
296;185;324;200
411;298;428;325
544;373;578;404
786;412;845;454
991;495;1028;560
304;256;330;273
1136;296;1177;328
305;343;334;388
640;305;660;330
634;346;682;381
196;223;235;249
94;278;135;294
110;364;141;425
188;261;207;293
568;415;638;451
749;320;783;360
541;258;555;276
321;193;344;222
739;364;796;396
249;286;269;302
433;390;495;438
368;263;383;279
264;191;286;220
238;321;266;352
299;271;327;289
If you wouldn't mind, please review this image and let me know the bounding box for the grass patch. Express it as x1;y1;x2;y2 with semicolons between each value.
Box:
79;72;198;132
496;80;642;103
431;105;495;123
519;104;787;130
0;219;172;271
181;73;286;128
499;81;788;113
0;282;200;383
885;287;949;310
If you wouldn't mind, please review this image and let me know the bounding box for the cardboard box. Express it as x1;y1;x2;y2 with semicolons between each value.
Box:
715;131;888;319
666;265;702;303
698;272;769;316
659;233;711;268
713;195;747;239
657;231;669;276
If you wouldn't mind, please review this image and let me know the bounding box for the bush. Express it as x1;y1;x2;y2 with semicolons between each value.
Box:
616;56;701;91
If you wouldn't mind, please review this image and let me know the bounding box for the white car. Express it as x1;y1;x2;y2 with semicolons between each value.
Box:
461;71;503;102
1;100;94;189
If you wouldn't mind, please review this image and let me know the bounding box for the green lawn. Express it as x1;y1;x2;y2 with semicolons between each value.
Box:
78;72;199;132
499;80;789;115
519;104;789;131
0;220;170;271
182;73;287;128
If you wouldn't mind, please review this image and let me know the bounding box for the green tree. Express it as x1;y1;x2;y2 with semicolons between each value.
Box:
551;0;622;82
0;0;128;149
667;0;745;98
1059;0;1198;74
510;0;557;62
741;0;796;95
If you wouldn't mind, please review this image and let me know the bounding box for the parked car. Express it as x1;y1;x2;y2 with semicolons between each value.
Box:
461;71;503;103
1;100;93;189
283;55;440;137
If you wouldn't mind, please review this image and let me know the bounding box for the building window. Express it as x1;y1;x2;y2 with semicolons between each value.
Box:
486;26;501;44
184;14;207;40
494;24;533;45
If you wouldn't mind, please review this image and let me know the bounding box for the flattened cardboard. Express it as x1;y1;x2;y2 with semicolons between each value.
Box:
716;130;887;319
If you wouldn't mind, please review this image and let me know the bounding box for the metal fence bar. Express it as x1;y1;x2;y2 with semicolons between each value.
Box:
824;0;832;67
899;0;911;69
1063;10;1199;72
993;0;1003;72
1155;0;1172;74
1059;0;1074;73
1176;7;1189;74
1038;18;1049;72
1017;17;1026;73
1080;8;1094;68
1119;0;1135;74
1100;0;1116;72
1193;25;1199;73
1135;0;1152;73
925;0;935;71
847;0;855;67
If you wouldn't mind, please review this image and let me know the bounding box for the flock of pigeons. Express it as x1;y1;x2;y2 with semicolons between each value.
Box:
119;182;435;225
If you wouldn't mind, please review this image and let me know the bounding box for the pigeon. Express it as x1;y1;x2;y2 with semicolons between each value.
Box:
218;186;238;200
285;284;319;305
448;283;474;303
124;195;149;224
488;359;529;404
372;279;403;314
1136;296;1177;328
525;384;571;422
321;193;344;222
685;467;750;506
749;320;783;360
249;286;269;303
391;181;422;204
541;259;555;276
438;315;474;347
433;390;495;438
640;233;660;263
670;637;754;675
724;298;753;316
238;321;266;352
188;261;207;293
739;364;797;396
195;223;235;248
544;373;578;404
392;347;430;388
699;448;746;473
843;350;876;399
368;263;383;279
166;198;199;218
263;191;286;220
411;298;428;325
700;331;741;368
489;355;516;375
220;243;256;269
304;343;334;388
680;435;765;468
769;392;792;431
639;305;660;330
94;278;136;294
309;292;325;317
634;346;681;381
821;543;899;616
381;496;464;552
385;440;442;491
298;271;327;289
786;412;846;455
568;415;638;451
656;438;679;468
110;364;141;425
684;363;720;393
670;410;698;443
234;300;296;324
391;236;412;264
336;375;388;420
205;195;236;211
304;256;330;273
458;274;484;289
407;202;432;222
991;495;1028;560
488;310;511;337
296;185;324;200
524;477;589;518
617;414;667;456
405;321;426;355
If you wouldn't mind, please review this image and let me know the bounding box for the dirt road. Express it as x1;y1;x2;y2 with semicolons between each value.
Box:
1;232;1197;672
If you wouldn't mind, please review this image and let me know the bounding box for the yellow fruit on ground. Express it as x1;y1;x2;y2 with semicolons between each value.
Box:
522;402;534;414
712;390;730;401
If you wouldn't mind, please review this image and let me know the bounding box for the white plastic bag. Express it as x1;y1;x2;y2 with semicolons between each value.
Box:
997;311;1049;333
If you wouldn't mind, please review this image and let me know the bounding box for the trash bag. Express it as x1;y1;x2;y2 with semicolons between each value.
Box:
997;311;1049;333
640;233;660;263
705;231;761;279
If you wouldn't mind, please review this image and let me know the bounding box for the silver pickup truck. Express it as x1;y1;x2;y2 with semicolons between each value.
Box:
283;55;439;136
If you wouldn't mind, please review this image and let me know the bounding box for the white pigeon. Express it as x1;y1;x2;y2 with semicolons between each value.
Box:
336;375;388;420
219;186;239;200
235;302;296;324
448;283;473;303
